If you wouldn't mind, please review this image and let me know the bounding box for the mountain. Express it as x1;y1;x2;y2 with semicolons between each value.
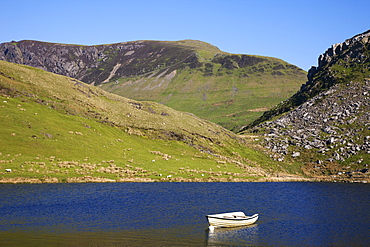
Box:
0;40;306;131
241;30;370;182
1;60;306;183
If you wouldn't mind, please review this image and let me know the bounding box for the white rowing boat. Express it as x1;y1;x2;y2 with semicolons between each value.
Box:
206;211;258;229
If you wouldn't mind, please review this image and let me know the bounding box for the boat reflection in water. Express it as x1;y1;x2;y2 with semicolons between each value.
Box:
206;224;259;246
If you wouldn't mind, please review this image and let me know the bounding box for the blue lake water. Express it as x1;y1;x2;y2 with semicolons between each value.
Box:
0;182;369;246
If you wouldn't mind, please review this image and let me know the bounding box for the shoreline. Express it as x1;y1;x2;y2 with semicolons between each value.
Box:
0;176;368;184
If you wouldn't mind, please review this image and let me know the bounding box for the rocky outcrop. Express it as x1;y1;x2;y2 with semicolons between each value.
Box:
318;30;370;68
244;29;370;129
243;30;370;180
259;80;369;162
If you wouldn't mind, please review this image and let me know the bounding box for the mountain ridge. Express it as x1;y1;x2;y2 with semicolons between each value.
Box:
0;39;306;131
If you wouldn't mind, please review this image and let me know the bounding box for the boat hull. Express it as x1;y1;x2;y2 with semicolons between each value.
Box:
206;211;258;228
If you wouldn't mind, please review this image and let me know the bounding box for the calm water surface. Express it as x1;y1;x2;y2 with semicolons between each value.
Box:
0;182;369;246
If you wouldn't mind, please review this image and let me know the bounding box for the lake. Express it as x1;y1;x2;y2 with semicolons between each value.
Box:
0;182;369;246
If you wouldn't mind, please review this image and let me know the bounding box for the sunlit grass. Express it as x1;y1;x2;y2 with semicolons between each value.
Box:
101;56;306;131
0;60;303;182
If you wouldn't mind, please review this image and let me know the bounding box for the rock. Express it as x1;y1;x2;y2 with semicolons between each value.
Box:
43;177;59;183
326;137;336;145
304;145;313;150
292;152;300;157
307;66;317;82
361;168;369;173
322;126;337;135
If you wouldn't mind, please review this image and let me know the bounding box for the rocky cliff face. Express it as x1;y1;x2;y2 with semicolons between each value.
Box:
0;40;199;85
243;30;370;181
245;30;370;128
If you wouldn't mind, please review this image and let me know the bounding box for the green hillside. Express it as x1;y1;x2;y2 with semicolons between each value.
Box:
100;45;306;131
0;60;302;183
0;40;307;132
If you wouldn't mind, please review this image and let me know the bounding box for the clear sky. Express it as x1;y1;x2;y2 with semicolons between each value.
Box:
1;0;369;71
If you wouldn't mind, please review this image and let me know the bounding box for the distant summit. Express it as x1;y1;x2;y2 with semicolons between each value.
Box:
0;39;306;131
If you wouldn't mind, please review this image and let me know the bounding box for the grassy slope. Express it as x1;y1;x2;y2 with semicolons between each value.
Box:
100;44;306;131
0;60;300;182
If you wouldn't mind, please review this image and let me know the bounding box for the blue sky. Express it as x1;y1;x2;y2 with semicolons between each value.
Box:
1;0;369;70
